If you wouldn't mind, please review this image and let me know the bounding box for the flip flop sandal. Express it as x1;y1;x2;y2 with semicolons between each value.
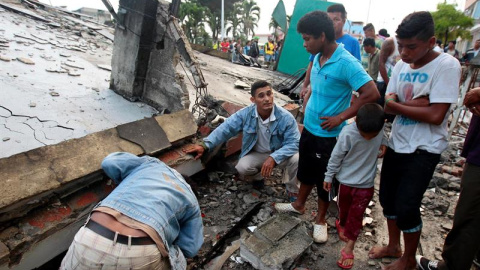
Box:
336;219;348;242
274;203;303;214
337;249;354;269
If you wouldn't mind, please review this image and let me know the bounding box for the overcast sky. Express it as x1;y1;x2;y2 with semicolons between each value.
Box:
40;0;465;36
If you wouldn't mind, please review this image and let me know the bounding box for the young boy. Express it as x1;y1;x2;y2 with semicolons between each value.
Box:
368;12;461;270
323;104;387;269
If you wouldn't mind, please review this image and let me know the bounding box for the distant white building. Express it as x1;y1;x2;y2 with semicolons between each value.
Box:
73;7;111;24
460;0;480;53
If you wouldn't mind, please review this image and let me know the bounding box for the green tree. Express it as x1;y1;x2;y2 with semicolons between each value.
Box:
431;3;474;46
241;0;260;39
205;9;221;41
269;16;279;33
179;0;207;44
226;3;243;39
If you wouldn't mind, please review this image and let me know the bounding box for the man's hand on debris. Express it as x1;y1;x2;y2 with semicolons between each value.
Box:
320;115;343;130
183;144;205;160
261;157;276;178
323;181;331;192
378;145;387;158
464;88;480;116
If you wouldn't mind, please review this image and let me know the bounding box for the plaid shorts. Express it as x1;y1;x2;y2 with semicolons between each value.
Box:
60;226;170;270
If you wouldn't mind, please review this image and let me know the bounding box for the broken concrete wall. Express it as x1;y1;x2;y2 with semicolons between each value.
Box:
143;1;190;112
110;0;148;98
110;0;189;113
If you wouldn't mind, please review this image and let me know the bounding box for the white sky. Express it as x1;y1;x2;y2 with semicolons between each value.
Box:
40;0;465;36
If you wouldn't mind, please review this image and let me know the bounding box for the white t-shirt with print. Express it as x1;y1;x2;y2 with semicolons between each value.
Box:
386;53;461;154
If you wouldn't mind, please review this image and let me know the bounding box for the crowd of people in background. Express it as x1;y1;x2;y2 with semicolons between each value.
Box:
212;36;283;69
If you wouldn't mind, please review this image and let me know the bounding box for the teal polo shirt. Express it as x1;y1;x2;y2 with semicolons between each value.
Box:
304;44;372;137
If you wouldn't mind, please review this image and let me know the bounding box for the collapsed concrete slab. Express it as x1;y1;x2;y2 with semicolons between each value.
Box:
240;214;313;270
0;110;202;269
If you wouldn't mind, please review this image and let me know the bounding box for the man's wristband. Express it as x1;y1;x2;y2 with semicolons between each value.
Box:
385;98;396;105
199;141;208;151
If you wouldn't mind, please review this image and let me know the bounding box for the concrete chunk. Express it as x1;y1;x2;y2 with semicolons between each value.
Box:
0;241;8;265
16;57;35;65
240;214;313;270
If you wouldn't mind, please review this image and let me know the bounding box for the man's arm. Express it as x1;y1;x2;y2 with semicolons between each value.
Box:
176;209;204;258
464;88;480;116
378;38;395;84
183;109;246;159
385;97;451;125
269;115;300;165
323;131;349;191
300;61;313;98
321;81;380;130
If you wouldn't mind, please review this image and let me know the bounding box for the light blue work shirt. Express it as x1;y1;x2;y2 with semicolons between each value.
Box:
100;152;203;270
204;103;300;164
305;44;372;137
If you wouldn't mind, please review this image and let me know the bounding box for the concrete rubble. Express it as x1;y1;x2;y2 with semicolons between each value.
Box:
240;214;313;270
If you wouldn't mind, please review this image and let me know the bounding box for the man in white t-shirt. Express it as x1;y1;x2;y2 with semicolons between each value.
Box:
368;12;461;270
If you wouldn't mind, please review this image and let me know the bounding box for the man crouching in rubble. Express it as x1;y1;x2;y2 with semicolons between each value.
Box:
60;152;203;270
184;80;300;200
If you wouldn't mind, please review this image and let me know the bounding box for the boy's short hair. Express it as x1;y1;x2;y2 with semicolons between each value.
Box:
297;11;335;42
396;11;434;42
363;38;375;48
356;103;385;133
436;39;442;46
251;80;272;96
363;23;374;31
327;4;347;19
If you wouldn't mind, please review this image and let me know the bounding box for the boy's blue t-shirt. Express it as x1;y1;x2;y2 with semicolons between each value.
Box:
309;34;361;61
304;44;372;137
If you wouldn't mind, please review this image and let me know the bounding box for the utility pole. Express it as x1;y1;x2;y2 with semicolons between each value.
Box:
366;0;372;23
221;0;225;40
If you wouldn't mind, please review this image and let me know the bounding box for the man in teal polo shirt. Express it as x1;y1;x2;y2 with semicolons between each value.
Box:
275;10;379;244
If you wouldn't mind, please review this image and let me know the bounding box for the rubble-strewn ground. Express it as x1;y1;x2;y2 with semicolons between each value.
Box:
1;1;478;269
190;124;475;270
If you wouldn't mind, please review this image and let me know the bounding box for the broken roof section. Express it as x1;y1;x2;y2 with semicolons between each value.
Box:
0;0;158;158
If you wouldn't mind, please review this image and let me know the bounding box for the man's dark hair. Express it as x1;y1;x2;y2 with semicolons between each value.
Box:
396;11;434;41
363;38;375;48
251;80;272;96
363;23;374;31
356;103;385;133
436;39;442;46
297;11;335;41
327;4;347;19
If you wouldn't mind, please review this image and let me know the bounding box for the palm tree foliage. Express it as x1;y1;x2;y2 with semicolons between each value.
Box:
178;0;208;43
241;0;260;39
226;2;243;39
178;0;261;44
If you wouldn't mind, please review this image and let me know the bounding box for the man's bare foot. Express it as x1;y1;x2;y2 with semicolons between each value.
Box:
368;246;402;259
381;256;416;270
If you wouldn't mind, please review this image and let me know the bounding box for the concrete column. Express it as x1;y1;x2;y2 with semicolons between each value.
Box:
110;0;189;113
110;0;158;99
